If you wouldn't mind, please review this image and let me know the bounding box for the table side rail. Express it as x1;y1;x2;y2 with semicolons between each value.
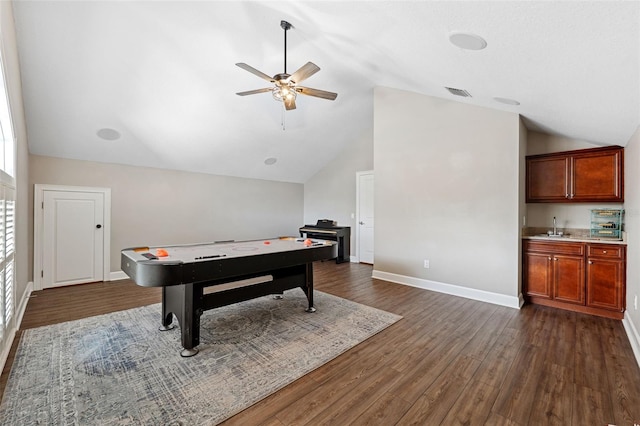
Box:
122;243;336;287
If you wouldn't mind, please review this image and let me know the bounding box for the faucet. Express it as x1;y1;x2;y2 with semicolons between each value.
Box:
553;216;557;235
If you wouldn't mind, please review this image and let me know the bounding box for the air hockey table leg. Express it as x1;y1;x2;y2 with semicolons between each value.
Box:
304;263;316;313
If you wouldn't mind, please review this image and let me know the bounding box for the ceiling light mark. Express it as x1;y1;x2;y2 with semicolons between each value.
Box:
449;32;487;50
96;128;121;141
494;97;521;106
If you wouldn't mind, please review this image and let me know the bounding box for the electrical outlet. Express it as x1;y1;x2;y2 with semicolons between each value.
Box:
423;259;430;269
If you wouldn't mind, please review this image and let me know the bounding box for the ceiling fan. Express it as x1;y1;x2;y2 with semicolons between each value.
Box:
236;20;338;111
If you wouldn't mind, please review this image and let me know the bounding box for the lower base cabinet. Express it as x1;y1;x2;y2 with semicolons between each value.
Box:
523;240;626;319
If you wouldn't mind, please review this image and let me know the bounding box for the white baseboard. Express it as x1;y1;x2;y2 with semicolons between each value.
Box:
350;255;358;263
109;271;128;281
372;270;522;309
0;281;34;375
622;312;640;370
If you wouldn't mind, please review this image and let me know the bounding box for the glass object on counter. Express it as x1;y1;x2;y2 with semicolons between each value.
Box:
590;209;623;239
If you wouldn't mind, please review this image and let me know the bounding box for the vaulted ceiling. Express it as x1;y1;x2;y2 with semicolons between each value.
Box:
12;1;639;183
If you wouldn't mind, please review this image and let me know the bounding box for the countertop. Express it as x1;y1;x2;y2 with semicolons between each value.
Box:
522;227;626;245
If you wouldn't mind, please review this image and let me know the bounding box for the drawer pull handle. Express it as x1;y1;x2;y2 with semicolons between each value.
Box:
602;250;607;254
589;260;593;264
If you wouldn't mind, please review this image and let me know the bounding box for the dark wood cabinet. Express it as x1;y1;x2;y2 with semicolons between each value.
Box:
526;146;623;203
523;239;625;319
523;240;584;305
553;254;585;305
586;244;626;313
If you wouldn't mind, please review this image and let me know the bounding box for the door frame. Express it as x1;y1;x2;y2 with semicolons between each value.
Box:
34;184;111;291
355;170;373;263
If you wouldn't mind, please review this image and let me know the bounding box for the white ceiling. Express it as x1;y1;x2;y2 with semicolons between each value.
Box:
12;1;640;183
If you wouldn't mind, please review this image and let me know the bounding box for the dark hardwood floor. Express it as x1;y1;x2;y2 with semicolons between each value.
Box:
2;261;639;425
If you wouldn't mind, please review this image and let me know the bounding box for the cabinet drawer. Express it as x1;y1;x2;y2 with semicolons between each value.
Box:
524;240;584;256
587;244;624;259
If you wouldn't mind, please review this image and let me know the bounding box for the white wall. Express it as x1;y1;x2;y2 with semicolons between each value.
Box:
303;127;373;257
29;155;304;275
372;87;521;301
0;0;31;370
525;131;624;229
623;125;640;365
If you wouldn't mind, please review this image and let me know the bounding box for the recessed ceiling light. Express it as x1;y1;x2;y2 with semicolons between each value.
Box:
449;32;487;50
264;157;277;165
96;128;121;141
493;97;521;106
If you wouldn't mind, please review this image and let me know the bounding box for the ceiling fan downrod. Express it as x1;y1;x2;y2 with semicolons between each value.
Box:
281;20;292;74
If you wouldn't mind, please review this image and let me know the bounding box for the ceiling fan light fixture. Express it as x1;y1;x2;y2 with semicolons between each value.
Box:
272;85;297;102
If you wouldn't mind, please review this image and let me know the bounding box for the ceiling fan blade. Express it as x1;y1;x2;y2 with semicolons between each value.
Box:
284;96;297;110
236;88;273;96
236;63;275;83
289;62;321;84
295;86;338;101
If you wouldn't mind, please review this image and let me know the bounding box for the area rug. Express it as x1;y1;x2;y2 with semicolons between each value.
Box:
0;290;401;425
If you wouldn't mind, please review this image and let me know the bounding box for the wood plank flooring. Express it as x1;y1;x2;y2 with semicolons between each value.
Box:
2;261;639;425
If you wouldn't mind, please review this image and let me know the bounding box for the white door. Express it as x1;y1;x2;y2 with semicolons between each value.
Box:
42;190;104;288
357;172;374;264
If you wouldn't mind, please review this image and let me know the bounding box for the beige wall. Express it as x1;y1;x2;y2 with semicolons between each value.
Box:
29;155;304;275
623;125;640;362
525;131;624;229
303;126;373;255
373;87;521;297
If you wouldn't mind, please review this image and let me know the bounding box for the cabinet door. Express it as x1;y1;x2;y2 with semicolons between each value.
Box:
526;156;569;202
553;255;585;305
586;258;624;311
524;252;552;299
571;148;623;202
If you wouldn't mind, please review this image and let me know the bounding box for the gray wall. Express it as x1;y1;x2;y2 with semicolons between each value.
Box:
29;155;304;275
303;127;373;255
373;87;521;297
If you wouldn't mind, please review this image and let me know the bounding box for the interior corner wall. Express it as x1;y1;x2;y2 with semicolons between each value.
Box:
28;155;304;275
303;127;374;255
518;118;528;297
623;125;640;363
373;87;520;297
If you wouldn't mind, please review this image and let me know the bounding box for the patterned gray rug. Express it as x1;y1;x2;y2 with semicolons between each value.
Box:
0;290;401;425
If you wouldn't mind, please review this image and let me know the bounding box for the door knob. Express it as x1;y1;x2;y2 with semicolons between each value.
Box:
96;224;102;229
359;221;364;225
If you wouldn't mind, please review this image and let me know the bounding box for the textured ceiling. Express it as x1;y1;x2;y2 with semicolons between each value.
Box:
12;1;640;183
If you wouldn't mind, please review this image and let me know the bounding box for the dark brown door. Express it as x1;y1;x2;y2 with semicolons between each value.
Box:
524;252;552;299
572;149;623;201
586;258;624;311
553;255;585;305
526;156;569;202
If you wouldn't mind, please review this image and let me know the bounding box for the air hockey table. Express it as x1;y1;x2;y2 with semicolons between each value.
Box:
121;237;337;356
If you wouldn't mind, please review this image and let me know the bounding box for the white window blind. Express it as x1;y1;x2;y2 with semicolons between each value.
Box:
0;47;16;346
0;187;13;341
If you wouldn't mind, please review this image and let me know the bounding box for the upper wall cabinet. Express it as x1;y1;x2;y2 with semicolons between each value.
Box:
526;146;624;203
